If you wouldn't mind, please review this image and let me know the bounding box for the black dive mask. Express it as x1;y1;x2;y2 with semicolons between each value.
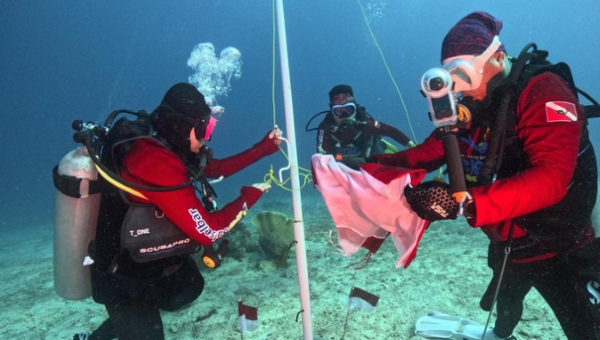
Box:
157;103;212;141
178;113;213;141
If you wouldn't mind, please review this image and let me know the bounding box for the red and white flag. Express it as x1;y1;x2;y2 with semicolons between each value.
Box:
238;300;259;332
348;287;380;313
311;154;428;268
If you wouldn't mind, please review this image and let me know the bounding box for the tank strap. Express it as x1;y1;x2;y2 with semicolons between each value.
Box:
52;165;101;198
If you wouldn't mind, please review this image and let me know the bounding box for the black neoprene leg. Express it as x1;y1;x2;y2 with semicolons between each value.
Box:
492;268;532;338
484;244;531;338
88;257;203;340
88;317;117;340
105;301;164;340
534;258;600;340
154;257;204;312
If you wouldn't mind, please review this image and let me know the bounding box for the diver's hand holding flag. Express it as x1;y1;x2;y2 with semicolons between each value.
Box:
238;299;258;334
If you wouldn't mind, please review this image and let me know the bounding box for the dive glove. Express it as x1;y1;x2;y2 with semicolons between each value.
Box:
404;180;460;221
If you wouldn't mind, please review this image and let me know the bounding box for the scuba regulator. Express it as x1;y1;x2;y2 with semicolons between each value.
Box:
420;67;471;206
194;145;229;269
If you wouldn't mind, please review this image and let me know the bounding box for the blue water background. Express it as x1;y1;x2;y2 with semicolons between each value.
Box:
1;0;599;228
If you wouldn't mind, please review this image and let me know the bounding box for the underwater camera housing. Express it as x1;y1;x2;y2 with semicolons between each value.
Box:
421;67;458;127
420;67;471;205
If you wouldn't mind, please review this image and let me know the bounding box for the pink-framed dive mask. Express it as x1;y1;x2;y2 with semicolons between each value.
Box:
442;35;502;93
200;116;217;141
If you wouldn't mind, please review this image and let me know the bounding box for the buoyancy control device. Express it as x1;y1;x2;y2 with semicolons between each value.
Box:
52;109;225;300
441;42;600;241
306;106;390;160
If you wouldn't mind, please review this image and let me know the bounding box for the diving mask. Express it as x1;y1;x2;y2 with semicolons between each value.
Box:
185;114;217;141
201;116;217;141
442;35;502;93
331;102;357;119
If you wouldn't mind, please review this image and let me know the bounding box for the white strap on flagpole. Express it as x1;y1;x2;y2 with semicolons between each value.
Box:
275;1;314;339
276;136;292;182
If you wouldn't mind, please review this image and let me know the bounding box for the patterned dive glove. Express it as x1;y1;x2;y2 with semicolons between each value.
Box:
404;180;460;221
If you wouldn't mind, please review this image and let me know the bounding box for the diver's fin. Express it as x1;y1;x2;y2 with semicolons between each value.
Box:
415;311;498;340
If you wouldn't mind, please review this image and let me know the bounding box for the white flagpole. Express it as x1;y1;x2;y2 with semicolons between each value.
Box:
275;0;313;339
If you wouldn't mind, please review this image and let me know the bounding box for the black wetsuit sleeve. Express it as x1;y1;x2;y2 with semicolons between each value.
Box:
367;119;412;147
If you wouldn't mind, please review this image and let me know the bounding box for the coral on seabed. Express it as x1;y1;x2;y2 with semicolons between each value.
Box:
251;211;295;267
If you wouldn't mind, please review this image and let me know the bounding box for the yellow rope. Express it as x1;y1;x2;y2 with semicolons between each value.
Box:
356;1;449;181
264;1;429;191
355;0;419;145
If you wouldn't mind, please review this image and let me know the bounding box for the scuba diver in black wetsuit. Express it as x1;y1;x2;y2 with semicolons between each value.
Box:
314;84;415;170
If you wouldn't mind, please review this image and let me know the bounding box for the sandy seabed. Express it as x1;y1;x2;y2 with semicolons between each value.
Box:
0;191;564;340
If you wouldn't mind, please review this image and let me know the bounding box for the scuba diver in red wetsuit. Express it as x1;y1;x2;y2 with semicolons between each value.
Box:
372;12;600;340
68;83;281;340
314;84;415;170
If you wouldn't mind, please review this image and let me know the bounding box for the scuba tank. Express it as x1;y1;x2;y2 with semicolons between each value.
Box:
52;110;155;300
52;145;100;300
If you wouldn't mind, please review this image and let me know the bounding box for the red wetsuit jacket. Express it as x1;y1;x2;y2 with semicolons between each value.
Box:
120;131;279;246
373;72;592;247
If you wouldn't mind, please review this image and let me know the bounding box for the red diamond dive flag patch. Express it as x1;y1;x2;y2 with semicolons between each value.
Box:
546;101;578;122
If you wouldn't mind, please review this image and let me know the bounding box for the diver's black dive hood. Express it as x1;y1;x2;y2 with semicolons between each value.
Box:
151;83;211;155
